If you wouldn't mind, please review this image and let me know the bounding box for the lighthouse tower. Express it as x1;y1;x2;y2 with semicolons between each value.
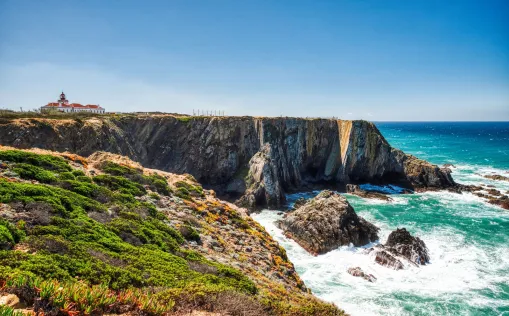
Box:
58;91;69;107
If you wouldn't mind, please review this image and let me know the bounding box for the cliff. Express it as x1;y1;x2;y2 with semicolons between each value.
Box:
0;115;455;208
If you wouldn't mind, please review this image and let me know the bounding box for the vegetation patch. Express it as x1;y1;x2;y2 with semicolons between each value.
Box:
0;150;71;173
0;149;344;315
175;181;204;198
99;161;172;196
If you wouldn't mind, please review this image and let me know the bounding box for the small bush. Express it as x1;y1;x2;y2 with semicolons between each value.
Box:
76;175;92;183
58;172;76;180
0;218;25;250
72;169;86;177
149;192;160;200
0;179;106;215
175;181;204;198
93;174;146;196
178;224;201;242
99;162;171;196
13;163;57;183
0;150;71;172
0;305;25;316
176;187;191;200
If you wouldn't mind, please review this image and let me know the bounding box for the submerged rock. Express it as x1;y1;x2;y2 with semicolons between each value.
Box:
347;267;377;282
277;190;379;255
346;184;393;202
369;228;429;269
369;246;405;270
484;174;509;182
487;195;509;210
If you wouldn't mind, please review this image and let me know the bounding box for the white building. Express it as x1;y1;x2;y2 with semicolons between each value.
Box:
41;92;105;114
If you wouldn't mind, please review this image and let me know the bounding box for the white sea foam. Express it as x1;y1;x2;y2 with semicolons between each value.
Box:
252;186;509;316
451;164;509;191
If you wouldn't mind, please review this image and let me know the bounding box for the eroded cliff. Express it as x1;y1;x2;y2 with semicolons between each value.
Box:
0;115;455;208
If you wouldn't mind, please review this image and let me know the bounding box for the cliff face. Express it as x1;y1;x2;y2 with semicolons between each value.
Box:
0;115;455;207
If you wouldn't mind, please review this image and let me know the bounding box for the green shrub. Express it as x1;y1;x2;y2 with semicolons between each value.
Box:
99;162;171;196
175;181;204;197
0;150;71;172
179;225;200;242
58;180;113;202
72;169;86;177
0;305;25;316
0;219;25;249
146;174;172;196
76;175;92;183
175;116;193;123
149;192;160;200
59;172;76;180
93;174;146;196
176;187;191;200
0;224;14;247
13;163;58;183
0;179;106;216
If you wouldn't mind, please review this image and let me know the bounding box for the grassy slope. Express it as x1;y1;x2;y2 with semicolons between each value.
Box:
0;148;344;316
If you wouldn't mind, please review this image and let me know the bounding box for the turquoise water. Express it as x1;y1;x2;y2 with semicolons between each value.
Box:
252;122;509;316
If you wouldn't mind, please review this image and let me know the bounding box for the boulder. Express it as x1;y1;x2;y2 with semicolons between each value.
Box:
345;184;393;202
0;294;23;308
347;267;377;282
277;190;379;255
385;228;430;265
368;228;429;269
370;246;405;270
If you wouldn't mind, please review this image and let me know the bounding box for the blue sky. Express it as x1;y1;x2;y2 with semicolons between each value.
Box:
0;0;508;120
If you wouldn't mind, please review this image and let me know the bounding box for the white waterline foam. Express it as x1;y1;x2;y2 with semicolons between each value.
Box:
252;186;509;315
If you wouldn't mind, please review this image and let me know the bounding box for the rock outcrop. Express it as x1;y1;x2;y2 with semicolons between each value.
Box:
236;144;284;208
277;190;379;255
0;115;456;208
454;184;509;210
346;184;393;201
347;267;377;283
484;174;509;182
368;228;429;270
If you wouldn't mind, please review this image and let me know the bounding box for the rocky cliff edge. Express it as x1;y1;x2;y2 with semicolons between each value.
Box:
0;115;455;208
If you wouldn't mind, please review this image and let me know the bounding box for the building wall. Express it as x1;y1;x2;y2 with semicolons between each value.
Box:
41;106;105;113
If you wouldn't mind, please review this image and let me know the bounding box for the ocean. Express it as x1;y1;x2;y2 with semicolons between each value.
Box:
252;122;509;316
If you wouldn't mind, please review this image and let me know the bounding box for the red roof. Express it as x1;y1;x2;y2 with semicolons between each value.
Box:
44;102;102;109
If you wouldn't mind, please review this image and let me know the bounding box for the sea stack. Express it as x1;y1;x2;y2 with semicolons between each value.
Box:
277;190;379;255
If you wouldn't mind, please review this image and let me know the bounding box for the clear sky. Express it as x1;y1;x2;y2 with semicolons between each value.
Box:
1;0;508;120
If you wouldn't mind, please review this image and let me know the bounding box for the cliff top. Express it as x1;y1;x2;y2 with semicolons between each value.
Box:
0;110;369;124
